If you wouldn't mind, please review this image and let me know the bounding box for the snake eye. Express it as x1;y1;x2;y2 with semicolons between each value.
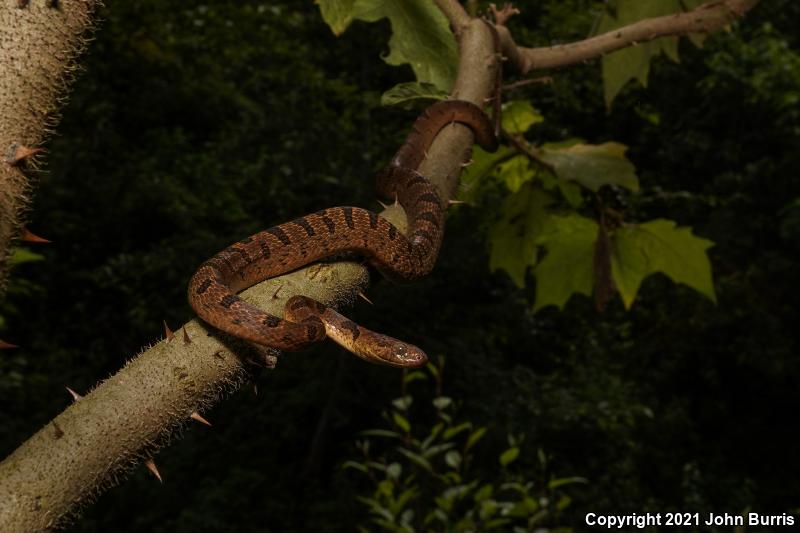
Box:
393;345;408;358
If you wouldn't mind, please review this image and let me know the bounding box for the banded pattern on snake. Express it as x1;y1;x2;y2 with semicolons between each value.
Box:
188;100;498;367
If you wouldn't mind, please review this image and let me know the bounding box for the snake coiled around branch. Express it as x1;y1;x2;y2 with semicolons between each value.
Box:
188;100;498;367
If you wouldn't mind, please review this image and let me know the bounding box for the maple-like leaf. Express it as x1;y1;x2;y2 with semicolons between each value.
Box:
539;141;639;192
611;219;716;308
352;0;458;90
596;0;682;107
501;100;544;134
532;214;598;311
489;183;554;288
316;0;355;36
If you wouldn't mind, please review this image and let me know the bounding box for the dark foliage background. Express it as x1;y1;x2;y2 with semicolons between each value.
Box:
1;0;798;530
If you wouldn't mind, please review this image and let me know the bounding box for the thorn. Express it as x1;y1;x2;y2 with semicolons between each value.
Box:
182;326;191;344
253;384;258;396
163;321;174;342
66;387;83;402
357;291;374;305
393;193;399;207
0;339;18;349
377;199;390;209
460;159;474;168
144;458;163;483
190;411;212;427
20;227;51;243
271;284;283;300
448;199;467;206
4;143;43;166
52;421;64;439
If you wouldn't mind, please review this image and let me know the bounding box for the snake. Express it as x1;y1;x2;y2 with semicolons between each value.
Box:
188;100;498;367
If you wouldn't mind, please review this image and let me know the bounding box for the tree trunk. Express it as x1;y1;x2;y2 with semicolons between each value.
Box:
0;0;100;291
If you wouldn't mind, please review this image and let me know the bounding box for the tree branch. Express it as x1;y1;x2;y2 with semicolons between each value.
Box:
434;0;470;34
502;0;760;73
0;12;501;531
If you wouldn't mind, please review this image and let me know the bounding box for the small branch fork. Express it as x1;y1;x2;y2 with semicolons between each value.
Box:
436;0;760;75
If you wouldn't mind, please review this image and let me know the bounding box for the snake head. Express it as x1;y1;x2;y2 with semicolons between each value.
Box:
363;334;428;368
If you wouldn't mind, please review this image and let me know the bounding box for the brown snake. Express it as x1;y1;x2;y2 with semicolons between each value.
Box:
188;100;498;367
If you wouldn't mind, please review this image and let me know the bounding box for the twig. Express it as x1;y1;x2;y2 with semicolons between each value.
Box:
501;130;555;173
502;76;553;92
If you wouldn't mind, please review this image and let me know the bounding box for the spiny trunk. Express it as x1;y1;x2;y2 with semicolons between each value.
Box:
0;0;100;292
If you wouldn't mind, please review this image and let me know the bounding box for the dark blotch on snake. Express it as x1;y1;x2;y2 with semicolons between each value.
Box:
415;192;440;206
292;218;316;237
342;207;355;229
415;211;440;227
220;294;239;308
266;227;292;245
341;319;360;340
195;278;213;295
262;315;281;327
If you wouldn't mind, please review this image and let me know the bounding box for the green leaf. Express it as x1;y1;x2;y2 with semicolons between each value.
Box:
442;422;471;441
422;442;456;459
489;183;554;288
353;0;458;90
458;145;516;201
596;0;683;107
381;82;448;106
394;488;418;514
403;370;427;385
8;248;45;267
466;427;487;451
393;412;411;433
539;172;584;208
392;395;413;411
342;460;369;473
548;476;589;490
611;219;716;308
539;141;639;192
316;0;355;36
386;462;402;480
499;446;520;467
432;396;452;410
444;450;462;469
501;100;544;134
397;447;434;472
474;483;494;502
496;155;535;193
533;214;599;311
360;429;403;439
421;422;444;450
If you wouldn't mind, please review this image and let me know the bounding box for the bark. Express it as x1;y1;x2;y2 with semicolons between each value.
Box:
0;15;500;531
0;0;100;292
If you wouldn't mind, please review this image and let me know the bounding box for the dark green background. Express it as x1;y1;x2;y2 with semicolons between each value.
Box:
1;1;798;530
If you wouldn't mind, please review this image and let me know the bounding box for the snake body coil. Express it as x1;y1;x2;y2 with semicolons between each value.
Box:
188;100;497;367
